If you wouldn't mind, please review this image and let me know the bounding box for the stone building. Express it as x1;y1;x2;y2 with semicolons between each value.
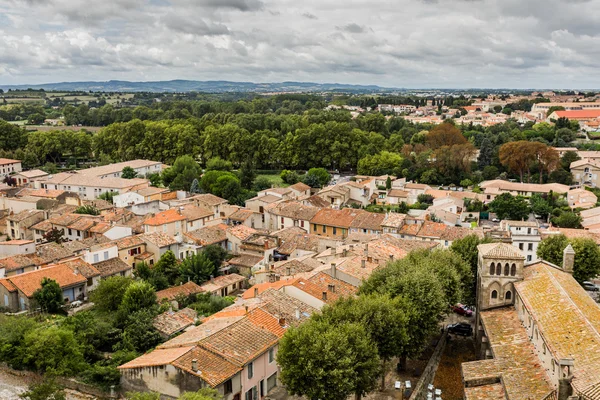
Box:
463;242;600;399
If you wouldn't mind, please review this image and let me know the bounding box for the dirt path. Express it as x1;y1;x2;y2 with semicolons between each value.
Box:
0;370;98;400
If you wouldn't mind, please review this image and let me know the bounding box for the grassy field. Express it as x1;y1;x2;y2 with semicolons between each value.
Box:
256;174;288;187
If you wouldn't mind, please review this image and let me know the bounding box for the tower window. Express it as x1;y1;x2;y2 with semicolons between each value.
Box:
506;290;512;300
496;264;502;275
511;264;517;276
491;290;498;299
489;263;495;275
504;264;510;276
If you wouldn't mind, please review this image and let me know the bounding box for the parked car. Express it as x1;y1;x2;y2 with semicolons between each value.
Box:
451;303;473;317
447;323;473;336
491;218;500;223
583;282;599;292
70;300;83;309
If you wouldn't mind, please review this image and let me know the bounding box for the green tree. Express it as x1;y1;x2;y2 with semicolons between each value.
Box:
488;193;530;221
154;250;180;285
530;194;553;220
43;227;65;244
90;276;134;313
119;281;158;316
205;157;233;172
304;168;331;188
278;320;380;400
385;176;392;190
162;155;202;191
202;245;228;269
146;172;162;187
23;326;86;375
357;151;402;176
253;176;272;192
360;253;448;369
318;294;410;389
33;278;64;313
477;137;495;168
28;113;46;125
571;238;600;284
98;190;119;203
20;379;66;400
121;166;138;179
280;170;299;184
74;205;100;216
552;212;582;228
179;253;218;285
119;309;163;352
239;159;256;189
0;315;38;369
537;235;600;283
450;235;492;305
561;151;580;171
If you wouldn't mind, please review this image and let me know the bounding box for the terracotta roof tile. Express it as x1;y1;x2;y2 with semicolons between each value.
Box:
199;308;282;366
478;242;525;260
7;264;87;297
227;225;257;241
310;208;364;228
172;346;241;387
242;279;298;299
156;281;204;302
153;308;197;337
200;273;246;293
185;224;227;246
93;257;132;277
180;204;213;221
139;232;178;247
118;346;194;369
289;182;311;192
269;201;320;221
144;209;186;226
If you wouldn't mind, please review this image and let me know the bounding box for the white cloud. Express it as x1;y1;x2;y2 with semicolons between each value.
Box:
1;0;600;87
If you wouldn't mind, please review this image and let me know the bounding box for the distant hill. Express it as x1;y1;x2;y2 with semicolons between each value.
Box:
0;80;401;93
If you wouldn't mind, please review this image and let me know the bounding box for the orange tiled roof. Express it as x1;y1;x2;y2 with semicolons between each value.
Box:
462;308;554;399
516;261;600;393
7;264;87;297
118;346;194;369
156;281;204;302
306;272;358;301
199;308;283;366
200;273;246;292
172;346;241;387
310;208;364;228
144;209;186;226
242;279;298;299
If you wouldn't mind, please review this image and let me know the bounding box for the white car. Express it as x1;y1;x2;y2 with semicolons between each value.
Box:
70;300;83;309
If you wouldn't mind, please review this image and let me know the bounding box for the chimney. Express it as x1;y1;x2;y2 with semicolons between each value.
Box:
331;262;336;278
563;244;575;274
245;305;249;314
295;308;300;320
191;359;198;372
361;259;366;268
285;266;291;276
328;284;335;293
364;244;368;259
73;268;79;275
322;291;327;301
389;254;394;262
253;287;259;298
278;317;286;327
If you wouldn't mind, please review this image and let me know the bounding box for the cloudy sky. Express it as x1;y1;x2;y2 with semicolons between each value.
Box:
1;0;599;88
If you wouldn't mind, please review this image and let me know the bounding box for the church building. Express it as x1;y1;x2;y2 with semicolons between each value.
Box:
463;242;600;400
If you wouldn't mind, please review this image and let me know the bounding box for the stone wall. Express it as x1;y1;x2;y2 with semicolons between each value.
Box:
408;331;448;400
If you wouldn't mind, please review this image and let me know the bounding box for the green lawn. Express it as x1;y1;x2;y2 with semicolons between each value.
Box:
256;174;288;187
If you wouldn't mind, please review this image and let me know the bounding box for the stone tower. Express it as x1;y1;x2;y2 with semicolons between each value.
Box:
476;242;525;311
475;243;525;346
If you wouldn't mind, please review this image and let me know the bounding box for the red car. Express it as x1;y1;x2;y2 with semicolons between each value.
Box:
451;303;473;317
